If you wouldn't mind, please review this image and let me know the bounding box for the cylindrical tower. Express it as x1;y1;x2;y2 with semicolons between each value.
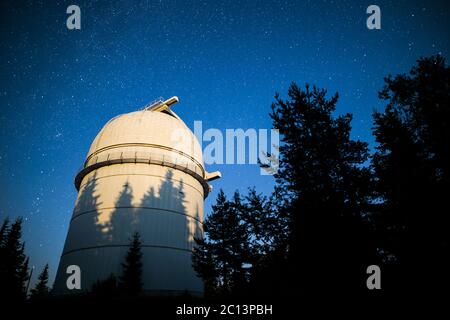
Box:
53;97;220;296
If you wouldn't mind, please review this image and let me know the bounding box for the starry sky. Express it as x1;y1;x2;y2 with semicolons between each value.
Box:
0;0;449;288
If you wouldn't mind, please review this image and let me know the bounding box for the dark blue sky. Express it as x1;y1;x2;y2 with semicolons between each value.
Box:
1;0;449;287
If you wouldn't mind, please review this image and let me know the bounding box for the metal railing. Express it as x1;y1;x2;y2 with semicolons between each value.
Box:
74;151;210;197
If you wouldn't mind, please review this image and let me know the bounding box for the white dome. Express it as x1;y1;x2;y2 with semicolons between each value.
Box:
75;106;220;195
87;110;204;168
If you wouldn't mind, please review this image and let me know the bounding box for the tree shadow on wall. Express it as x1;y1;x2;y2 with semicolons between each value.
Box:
73;172;104;245
54;172;104;293
57;169;204;297
103;170;190;244
91;169;201;294
104;181;136;244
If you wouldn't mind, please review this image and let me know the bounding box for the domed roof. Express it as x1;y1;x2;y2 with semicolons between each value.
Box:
74;97;221;193
87;109;203;166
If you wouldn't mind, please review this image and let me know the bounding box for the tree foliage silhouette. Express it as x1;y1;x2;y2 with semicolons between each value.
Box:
193;189;282;296
193;190;253;296
269;83;376;295
372;55;450;291
242;187;289;295
192;57;449;298
192;236;217;297
91;273;119;298
30;264;50;300
195;83;379;297
0;217;30;301
0;217;9;245
119;231;143;296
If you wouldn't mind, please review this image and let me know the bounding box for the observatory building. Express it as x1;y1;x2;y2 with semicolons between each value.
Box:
53;97;220;296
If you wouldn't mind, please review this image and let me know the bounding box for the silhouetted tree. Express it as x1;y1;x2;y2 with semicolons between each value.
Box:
270;83;376;296
0;217;9;246
193;58;449;299
0;217;30;301
119;232;143;296
20;257;30;297
192;237;217;297
243;189;276;257
193;190;251;296
242;188;289;296
30;264;50;300
372;55;450;292
91;273;119;298
0;218;10;275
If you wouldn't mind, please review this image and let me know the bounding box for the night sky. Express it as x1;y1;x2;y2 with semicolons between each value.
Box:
0;0;449;288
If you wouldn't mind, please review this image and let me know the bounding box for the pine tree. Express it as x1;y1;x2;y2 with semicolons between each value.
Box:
0;218;9;300
372;55;450;292
227;191;251;293
30;264;50;300
241;188;289;296
119;232;143;296
0;218;10;280
192;190;251;296
192;237;217;296
91;273;119;298
20;256;30;298
0;218;29;301
0;217;9;246
270;83;376;296
243;188;283;256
